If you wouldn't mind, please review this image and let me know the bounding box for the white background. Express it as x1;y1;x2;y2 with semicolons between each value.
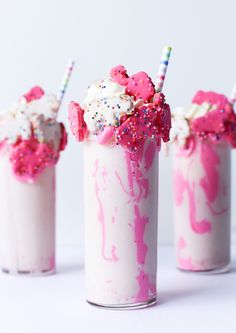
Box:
0;0;236;246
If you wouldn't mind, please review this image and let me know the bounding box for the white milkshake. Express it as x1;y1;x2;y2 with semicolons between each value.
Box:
84;141;158;307
68;65;171;308
171;91;236;272
0;86;67;275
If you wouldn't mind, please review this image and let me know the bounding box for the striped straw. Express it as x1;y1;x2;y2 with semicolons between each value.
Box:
57;59;75;108
156;46;172;93
229;82;236;105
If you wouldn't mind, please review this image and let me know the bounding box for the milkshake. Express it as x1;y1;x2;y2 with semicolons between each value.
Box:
171;91;236;272
0;86;67;275
68;64;171;308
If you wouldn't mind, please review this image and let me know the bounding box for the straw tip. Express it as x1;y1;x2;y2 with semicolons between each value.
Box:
68;59;76;66
164;46;172;52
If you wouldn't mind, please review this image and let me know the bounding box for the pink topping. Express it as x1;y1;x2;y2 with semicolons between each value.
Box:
10;138;60;183
110;65;155;102
192;91;229;110
68;66;171;152
116;93;171;152
68;101;87;141
23;86;45;103
0;86;67;183
190;91;236;147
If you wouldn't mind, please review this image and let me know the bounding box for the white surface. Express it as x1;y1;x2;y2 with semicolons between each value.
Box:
0;0;236;245
0;245;235;333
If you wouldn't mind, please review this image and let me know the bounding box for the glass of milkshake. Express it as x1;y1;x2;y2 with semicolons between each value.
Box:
171;91;236;272
68;60;172;309
0;86;67;275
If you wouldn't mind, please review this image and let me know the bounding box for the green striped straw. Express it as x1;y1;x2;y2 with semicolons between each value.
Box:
156;46;172;93
57;59;75;108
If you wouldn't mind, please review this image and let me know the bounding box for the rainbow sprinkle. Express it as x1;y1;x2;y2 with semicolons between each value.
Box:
156;46;172;93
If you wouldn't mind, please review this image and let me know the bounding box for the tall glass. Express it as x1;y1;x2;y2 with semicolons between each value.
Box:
0;144;55;275
173;138;231;272
84;140;158;308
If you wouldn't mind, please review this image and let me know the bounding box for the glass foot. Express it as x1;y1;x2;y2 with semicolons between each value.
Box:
87;296;157;310
177;263;230;275
2;267;55;276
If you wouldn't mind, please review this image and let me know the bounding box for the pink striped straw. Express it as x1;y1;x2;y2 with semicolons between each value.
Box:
57;59;75;109
156;46;172;93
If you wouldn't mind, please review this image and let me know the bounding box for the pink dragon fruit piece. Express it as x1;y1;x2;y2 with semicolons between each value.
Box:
68;101;87;142
10;138;59;183
111;65;155;102
23;86;45;103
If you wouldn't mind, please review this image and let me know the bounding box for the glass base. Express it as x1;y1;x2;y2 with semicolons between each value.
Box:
2;267;55;276
87;296;157;310
177;263;230;275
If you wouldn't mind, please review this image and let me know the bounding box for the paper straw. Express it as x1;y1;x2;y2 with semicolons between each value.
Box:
156;46;172;93
57;59;75;107
229;82;236;105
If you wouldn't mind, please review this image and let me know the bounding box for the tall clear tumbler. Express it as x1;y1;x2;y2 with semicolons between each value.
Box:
84;140;158;308
173;139;231;272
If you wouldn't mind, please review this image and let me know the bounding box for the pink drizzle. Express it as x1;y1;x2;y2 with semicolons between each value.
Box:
206;203;228;216
93;160;119;263
135;269;156;302
199;143;220;203
49;255;55;270
115;171;131;196
134;205;148;265
174;169;212;234
112;207;118;224
116;141;157;301
177;237;194;270
144;141;156;170
199;142;228;216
